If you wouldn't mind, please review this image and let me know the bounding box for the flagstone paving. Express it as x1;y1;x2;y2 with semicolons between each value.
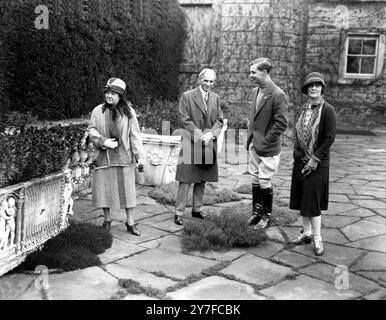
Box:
0;133;385;300
166;276;265;300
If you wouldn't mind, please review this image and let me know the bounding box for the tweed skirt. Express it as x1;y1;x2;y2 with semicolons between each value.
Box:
289;162;329;217
92;165;136;209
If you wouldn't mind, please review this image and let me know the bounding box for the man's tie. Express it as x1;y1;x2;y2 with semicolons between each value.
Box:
255;89;264;113
204;92;209;112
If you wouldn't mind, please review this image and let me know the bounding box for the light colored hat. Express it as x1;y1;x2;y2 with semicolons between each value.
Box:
302;72;326;94
104;78;126;95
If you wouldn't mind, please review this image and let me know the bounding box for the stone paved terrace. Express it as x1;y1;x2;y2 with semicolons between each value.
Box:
0;133;385;300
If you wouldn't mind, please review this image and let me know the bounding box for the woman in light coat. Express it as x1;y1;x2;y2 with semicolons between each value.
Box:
88;78;145;236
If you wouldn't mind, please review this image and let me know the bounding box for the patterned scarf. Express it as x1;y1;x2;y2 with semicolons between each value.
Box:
295;98;324;162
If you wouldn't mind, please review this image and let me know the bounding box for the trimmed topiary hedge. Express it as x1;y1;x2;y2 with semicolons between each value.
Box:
0;0;186;121
0;117;87;188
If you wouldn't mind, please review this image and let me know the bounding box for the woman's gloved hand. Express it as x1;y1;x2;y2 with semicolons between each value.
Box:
301;157;318;177
103;138;118;149
136;158;145;172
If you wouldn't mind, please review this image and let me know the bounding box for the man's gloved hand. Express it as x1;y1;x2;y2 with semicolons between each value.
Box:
201;132;214;145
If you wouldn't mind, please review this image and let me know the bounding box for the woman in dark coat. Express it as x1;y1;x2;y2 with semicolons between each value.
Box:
88;78;145;236
289;72;336;256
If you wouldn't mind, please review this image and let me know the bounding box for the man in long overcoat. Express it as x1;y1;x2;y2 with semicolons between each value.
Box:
174;68;224;225
246;58;288;229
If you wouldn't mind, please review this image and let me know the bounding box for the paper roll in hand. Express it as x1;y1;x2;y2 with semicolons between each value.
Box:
217;119;228;153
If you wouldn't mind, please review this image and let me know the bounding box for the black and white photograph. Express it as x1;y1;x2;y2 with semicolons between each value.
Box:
0;0;385;309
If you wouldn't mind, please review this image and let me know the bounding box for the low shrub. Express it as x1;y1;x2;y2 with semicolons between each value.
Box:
270;205;298;226
118;279;162;299
181;206;267;252
181;203;298;253
16;220;112;272
148;181;242;206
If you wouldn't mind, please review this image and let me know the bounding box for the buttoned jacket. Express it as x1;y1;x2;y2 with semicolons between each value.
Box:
246;82;288;157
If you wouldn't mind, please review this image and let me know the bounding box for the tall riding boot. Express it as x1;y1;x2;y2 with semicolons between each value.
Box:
247;184;263;225
254;187;273;229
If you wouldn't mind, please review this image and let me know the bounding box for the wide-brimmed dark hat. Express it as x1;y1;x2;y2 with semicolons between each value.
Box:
301;72;326;94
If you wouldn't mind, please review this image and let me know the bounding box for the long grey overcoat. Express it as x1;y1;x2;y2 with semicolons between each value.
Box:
175;87;223;183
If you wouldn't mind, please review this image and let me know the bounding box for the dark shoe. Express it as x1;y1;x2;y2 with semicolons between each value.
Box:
192;211;205;219
125;222;140;236
313;237;324;256
247;214;261;226
290;231;313;245
174;215;183;226
253;216;270;230
102;220;112;232
253;187;273;230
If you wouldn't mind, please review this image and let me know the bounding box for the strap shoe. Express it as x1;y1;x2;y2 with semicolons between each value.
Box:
174;215;183;225
102;220;112;232
313;237;324;256
290;231;313;245
126;222;140;236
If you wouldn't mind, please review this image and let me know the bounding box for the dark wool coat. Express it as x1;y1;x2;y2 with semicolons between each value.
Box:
289;101;337;216
293;101;336;167
246;82;288;157
175;87;223;183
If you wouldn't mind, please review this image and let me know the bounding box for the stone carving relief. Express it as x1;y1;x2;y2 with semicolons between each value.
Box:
146;148;164;166
0;195;17;251
63;169;74;218
167;146;181;175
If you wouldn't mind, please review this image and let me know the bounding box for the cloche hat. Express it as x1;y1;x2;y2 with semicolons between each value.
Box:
104;78;126;95
301;72;326;94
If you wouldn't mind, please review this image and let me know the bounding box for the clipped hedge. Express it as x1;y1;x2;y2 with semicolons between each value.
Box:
137;99;179;134
0;119;87;188
0;0;186;120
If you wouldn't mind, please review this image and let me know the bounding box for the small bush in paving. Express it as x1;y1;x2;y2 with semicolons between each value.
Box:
270;205;298;227
181;203;297;253
118;279;162;299
148;181;242;206
17;220;112;272
181;206;267;252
